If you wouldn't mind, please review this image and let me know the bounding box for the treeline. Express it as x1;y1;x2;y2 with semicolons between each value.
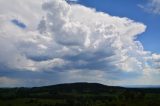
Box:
0;83;160;106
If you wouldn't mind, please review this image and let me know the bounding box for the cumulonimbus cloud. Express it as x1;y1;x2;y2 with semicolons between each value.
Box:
0;0;160;86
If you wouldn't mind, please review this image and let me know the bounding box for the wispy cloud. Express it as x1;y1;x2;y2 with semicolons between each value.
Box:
138;0;160;15
67;0;78;2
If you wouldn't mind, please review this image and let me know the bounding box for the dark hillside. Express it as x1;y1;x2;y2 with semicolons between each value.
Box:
0;82;160;106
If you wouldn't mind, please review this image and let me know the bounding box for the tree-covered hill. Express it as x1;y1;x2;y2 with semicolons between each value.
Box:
0;82;160;106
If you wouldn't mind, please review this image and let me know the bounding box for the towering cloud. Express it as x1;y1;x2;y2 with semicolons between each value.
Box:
0;0;160;87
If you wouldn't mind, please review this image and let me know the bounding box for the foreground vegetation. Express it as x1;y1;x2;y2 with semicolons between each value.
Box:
0;83;160;106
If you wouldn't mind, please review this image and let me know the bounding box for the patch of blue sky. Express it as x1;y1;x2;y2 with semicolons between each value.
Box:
11;19;26;29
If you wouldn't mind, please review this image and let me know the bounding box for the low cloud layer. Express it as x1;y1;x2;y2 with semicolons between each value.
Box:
0;0;160;87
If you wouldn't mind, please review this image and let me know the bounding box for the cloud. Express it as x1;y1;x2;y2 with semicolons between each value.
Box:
39;0;148;74
0;0;160;87
0;77;20;87
138;0;160;15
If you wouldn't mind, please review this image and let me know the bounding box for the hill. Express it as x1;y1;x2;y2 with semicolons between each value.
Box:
0;82;160;106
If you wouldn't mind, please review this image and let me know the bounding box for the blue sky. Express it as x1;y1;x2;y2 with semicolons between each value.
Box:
77;0;160;54
0;0;160;87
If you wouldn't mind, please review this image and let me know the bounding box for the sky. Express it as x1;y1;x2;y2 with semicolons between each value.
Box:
0;0;160;87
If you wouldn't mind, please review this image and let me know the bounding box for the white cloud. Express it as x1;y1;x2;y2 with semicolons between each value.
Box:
138;0;160;15
41;0;147;73
0;0;160;86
